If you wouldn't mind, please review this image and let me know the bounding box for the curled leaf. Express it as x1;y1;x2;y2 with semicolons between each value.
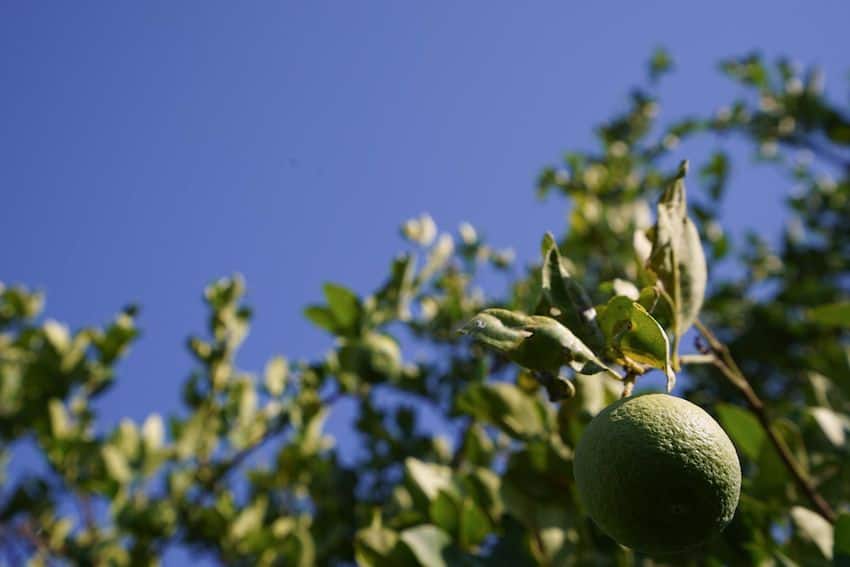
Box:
540;233;605;352
597;296;675;391
461;308;618;379
645;161;707;337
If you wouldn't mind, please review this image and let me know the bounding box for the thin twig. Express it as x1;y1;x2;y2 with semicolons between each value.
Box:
678;353;716;365
75;491;97;533
694;320;837;523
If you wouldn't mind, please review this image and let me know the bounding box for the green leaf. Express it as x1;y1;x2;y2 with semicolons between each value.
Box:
809;407;849;447
304;305;337;333
461;468;503;521
808;301;850;328
399;525;453;567
459;425;494;467
597;296;674;389
457;382;546;439
835;513;850;565
229;497;267;540
323;283;362;335
420;234;455;282
461;309;616;378
299;408;329;455
101;445;132;484
611;278;640;300
648;47;673;82
500;471;574;563
637;286;674;330
791;506;833;560
716;403;765;460
645;161;707;336
430;490;459;535
405;458;454;503
355;512;400;567
47;399;71;439
337;332;402;383
264;356;289;397
141;413;164;451
43;320;70;352
459;498;491;549
461;309;530;355
374;253;416;322
540;233;605;352
751;418;810;500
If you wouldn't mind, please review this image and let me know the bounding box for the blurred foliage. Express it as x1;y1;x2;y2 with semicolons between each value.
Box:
1;50;849;565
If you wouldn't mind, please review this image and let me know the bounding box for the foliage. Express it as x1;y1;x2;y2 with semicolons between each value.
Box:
1;50;849;565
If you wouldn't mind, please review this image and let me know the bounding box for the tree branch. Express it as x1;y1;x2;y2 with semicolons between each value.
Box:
694;320;837;523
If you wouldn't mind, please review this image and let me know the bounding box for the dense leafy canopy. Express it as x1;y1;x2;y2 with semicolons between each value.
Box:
1;51;849;565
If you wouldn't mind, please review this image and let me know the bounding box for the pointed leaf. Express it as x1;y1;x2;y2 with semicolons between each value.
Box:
527;315;615;376
646;161;707;336
374;253;416;322
809;407;849;446
430;490;459;535
459;498;491;549
462;309;616;378
323;283;362;336
304;305;337;333
420;234;455;282
540;233;604;352
399;525;453;567
356;512;400;567
102;445;132;484
460;309;532;355
791;506;833;559
637;286;674;330
47;399;70;439
405;458;454;502
264;356;289;397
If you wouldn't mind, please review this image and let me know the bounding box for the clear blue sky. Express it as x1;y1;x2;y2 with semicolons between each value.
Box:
1;1;848;559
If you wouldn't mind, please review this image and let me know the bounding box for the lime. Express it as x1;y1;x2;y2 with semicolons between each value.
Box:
574;393;741;554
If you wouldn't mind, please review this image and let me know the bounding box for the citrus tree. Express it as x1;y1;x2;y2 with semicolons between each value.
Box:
1;51;848;565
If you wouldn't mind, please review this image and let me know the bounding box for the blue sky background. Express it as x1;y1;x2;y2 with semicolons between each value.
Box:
1;1;849;562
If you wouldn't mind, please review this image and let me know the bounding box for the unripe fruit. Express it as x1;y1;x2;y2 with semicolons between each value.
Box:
574;393;741;554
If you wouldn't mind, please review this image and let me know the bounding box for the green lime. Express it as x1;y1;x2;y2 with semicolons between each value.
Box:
574;393;741;554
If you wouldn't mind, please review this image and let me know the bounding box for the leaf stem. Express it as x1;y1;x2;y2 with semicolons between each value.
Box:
694;320;837;523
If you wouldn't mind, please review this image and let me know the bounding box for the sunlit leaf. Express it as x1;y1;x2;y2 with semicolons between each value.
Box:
597;295;674;389
264;356;289;397
645;161;707;336
399;524;453;567
791;506;833;560
809;407;849;446
355;512;400;567
405;458;454;503
323;282;363;336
